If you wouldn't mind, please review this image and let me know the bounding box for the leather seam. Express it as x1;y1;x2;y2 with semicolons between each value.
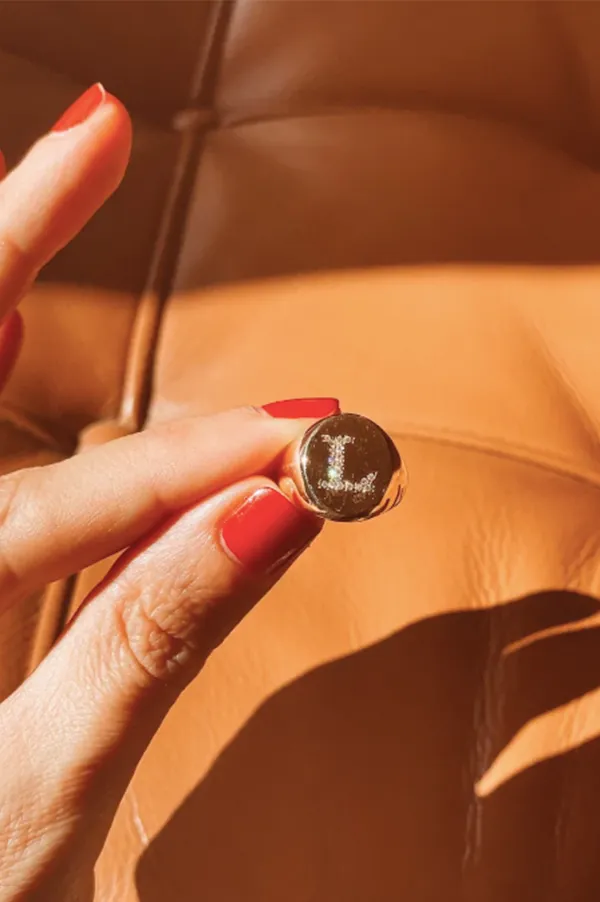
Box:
216;103;598;170
389;425;600;493
521;316;600;457
0;47;180;133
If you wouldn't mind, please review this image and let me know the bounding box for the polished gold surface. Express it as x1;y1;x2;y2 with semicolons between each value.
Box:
280;413;407;522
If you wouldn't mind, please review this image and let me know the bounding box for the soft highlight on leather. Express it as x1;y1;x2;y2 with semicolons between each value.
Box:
3;2;600;899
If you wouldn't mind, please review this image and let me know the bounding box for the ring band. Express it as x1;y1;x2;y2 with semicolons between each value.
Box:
278;412;407;522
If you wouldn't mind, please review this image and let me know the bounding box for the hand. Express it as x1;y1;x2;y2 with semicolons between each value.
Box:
0;85;331;901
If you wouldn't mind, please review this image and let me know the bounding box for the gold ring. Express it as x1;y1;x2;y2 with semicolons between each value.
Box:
279;412;407;522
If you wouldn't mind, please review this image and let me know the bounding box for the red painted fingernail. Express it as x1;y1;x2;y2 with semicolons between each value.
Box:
221;487;321;575
262;397;340;419
51;83;107;133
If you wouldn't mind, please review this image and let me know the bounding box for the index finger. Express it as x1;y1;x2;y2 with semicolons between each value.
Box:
0;83;131;318
0;405;326;607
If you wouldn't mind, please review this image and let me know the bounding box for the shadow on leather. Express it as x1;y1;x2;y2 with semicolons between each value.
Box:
136;590;600;902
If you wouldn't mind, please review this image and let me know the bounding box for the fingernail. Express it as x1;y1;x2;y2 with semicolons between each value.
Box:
51;83;107;133
221;487;321;575
262;397;340;419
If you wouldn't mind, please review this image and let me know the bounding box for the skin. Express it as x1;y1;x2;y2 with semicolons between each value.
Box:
0;94;323;900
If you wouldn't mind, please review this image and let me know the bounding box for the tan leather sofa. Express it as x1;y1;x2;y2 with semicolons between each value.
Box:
3;1;600;898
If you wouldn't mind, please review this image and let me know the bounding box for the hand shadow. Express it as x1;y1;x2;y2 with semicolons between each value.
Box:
136;591;600;902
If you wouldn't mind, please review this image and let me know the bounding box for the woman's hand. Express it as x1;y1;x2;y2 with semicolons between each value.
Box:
0;86;332;901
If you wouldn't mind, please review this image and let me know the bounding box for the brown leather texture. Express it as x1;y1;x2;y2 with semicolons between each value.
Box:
4;1;600;899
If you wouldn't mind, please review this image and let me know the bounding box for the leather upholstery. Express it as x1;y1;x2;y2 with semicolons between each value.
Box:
3;2;600;899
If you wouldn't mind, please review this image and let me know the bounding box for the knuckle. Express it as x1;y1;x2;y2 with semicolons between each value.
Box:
112;569;208;686
113;602;189;686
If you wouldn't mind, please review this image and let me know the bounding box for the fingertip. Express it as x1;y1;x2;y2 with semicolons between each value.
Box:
101;90;133;167
50;83;132;151
77;88;132;194
46;83;132;189
0;85;135;266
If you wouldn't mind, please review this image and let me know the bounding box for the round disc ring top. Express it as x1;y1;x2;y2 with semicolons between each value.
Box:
297;412;407;522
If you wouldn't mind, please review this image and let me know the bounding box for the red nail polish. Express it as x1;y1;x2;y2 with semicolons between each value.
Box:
51;83;106;133
221;487;321;575
262;398;340;419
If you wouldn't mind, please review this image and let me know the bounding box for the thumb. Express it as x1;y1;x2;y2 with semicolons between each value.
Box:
0;476;321;897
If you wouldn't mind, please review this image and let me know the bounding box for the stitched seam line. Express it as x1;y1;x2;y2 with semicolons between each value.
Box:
216;102;598;170
392;425;600;493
